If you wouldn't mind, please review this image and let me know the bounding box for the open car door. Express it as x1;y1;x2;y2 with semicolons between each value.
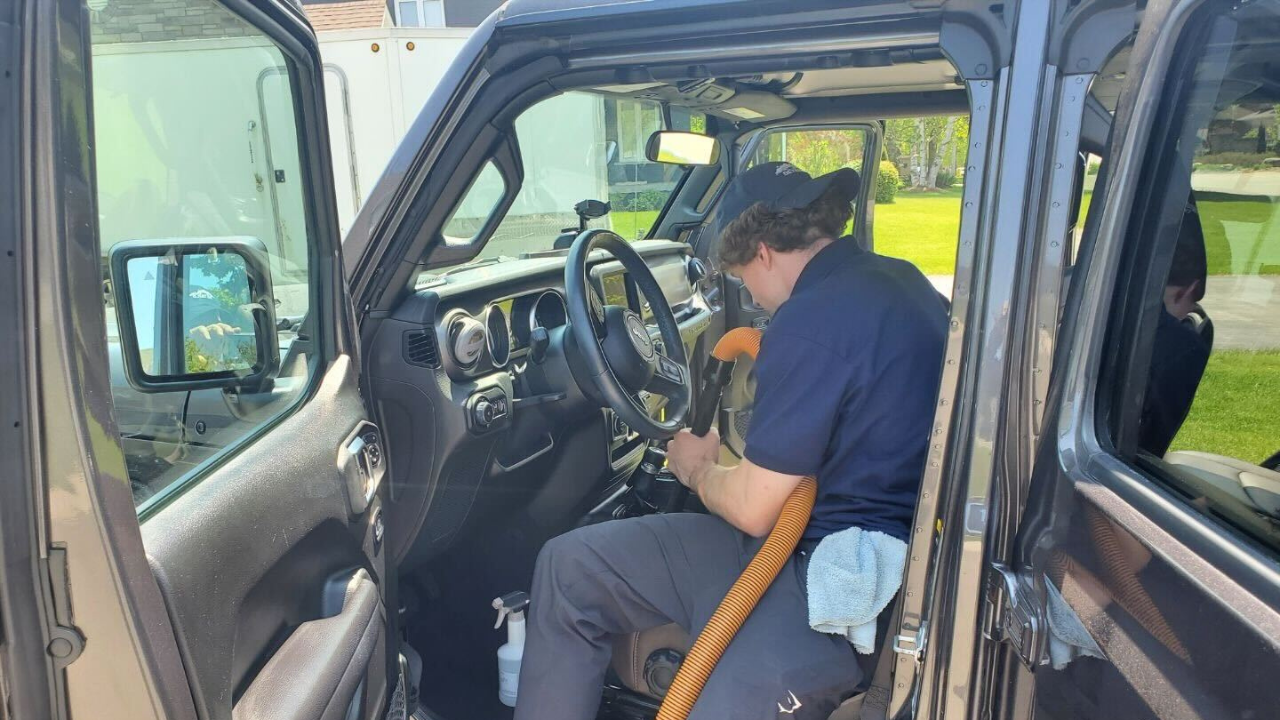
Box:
13;1;393;718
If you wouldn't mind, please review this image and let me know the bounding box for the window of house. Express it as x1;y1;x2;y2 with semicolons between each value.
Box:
614;99;664;163
1104;0;1280;554
397;0;445;27
91;0;320;508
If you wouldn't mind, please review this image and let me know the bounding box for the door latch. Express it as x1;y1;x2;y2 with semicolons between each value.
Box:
893;620;928;663
983;563;1047;669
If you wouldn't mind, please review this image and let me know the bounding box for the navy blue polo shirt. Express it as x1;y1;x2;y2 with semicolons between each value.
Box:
743;237;948;543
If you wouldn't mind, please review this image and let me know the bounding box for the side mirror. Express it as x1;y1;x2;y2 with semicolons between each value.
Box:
108;238;280;393
645;131;721;166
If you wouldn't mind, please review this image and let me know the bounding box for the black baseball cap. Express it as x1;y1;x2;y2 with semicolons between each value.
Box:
711;161;861;236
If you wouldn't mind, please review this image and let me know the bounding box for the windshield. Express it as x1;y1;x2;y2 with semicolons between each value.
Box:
443;91;705;265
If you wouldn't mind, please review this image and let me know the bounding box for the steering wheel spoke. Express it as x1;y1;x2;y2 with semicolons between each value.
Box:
646;350;687;397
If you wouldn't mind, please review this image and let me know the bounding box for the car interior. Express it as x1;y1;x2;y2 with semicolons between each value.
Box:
369;42;976;720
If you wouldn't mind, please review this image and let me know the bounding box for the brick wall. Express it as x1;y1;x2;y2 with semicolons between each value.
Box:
90;0;255;44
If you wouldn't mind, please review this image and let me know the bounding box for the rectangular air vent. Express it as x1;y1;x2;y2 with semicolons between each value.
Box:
403;329;440;368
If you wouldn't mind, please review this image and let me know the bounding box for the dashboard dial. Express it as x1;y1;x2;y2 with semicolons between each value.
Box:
485;304;511;367
448;314;487;369
530;291;567;333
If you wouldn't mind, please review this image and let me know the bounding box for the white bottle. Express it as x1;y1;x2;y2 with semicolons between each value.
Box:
493;592;529;708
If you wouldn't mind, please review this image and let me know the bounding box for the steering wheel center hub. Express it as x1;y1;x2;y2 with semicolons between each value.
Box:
623;310;655;358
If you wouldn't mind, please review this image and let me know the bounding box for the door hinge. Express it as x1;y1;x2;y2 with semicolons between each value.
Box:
893;620;928;664
45;546;85;668
983;563;1047;669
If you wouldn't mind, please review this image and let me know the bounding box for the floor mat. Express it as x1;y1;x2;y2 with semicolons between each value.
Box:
407;518;548;720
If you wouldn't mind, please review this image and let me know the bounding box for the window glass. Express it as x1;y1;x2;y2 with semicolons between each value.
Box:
398;1;420;26
1115;1;1280;553
443;161;506;244
473;93;693;260
748;127;868;176
92;0;318;507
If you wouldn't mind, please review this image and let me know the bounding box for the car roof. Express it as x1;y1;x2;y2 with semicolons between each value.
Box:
496;0;775;29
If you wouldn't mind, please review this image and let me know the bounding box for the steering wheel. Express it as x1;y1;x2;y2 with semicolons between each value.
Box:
564;229;691;440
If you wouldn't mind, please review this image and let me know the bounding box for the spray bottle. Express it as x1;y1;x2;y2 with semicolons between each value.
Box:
492;591;530;708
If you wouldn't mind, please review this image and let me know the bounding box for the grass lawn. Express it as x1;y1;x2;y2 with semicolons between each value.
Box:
1196;197;1280;275
1170;350;1280;463
873;187;965;275
610;210;660;241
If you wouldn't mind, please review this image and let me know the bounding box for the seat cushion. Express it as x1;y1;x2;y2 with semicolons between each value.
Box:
610;624;692;699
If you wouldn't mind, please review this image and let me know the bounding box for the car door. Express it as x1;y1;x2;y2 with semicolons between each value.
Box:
14;1;393;719
998;0;1280;718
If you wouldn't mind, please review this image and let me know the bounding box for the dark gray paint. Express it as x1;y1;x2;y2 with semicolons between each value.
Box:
443;0;505;28
0;1;58;717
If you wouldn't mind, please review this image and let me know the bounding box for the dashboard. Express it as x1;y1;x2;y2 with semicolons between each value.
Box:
367;240;713;570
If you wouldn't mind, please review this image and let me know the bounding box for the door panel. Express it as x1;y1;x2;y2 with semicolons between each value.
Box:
71;0;390;718
1013;1;1280;718
143;358;388;720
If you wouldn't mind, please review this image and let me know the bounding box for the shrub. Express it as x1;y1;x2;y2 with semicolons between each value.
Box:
1196;152;1271;170
935;171;957;189
876;160;901;204
609;190;671;213
1086;160;1101;175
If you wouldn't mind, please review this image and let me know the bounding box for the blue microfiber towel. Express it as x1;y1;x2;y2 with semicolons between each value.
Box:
1044;574;1106;670
806;527;908;654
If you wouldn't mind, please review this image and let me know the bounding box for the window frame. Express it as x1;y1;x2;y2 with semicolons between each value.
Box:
89;0;343;520
1060;0;1280;595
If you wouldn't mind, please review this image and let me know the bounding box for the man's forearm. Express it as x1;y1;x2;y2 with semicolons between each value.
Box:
691;463;780;537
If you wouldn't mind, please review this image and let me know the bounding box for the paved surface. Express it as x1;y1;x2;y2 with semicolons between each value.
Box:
1201;275;1280;350
1193;170;1280;196
927;274;1278;351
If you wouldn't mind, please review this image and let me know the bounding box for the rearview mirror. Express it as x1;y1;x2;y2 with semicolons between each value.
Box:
646;131;721;166
109;238;279;393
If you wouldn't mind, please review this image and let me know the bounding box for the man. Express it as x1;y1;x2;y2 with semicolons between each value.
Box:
516;162;948;720
1138;201;1212;457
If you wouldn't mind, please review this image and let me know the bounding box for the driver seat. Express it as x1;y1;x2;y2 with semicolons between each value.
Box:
609;599;900;720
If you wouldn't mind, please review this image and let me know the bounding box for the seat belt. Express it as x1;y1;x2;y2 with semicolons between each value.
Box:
858;596;903;720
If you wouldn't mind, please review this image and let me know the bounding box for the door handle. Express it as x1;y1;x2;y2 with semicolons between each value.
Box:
233;569;383;720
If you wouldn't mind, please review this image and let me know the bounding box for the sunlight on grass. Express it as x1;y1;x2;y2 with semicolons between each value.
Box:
1170;350;1280;463
873;188;964;275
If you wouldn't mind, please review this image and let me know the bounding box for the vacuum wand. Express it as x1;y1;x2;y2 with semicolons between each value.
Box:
663;329;761;513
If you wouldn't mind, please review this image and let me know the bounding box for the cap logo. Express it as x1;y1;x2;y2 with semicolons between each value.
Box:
776;163;798;176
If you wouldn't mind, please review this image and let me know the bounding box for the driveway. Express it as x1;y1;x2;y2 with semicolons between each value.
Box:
926;274;1278;351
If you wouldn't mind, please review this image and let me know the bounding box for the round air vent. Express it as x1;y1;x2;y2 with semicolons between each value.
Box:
447;314;487;370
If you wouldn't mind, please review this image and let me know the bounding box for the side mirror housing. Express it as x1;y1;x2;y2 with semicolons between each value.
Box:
108;237;280;393
645;131;721;166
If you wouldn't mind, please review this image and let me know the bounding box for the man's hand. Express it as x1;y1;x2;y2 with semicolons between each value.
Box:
666;427;721;493
189;322;241;341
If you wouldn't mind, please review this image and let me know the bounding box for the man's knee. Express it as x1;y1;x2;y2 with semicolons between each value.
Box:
532;524;605;599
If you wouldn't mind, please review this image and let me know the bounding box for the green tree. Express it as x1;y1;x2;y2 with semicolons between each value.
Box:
883;115;969;189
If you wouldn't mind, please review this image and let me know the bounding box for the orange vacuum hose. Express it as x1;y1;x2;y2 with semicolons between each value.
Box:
655;327;819;720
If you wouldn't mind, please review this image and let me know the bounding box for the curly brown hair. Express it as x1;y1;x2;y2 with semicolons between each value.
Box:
717;185;854;268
